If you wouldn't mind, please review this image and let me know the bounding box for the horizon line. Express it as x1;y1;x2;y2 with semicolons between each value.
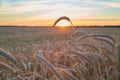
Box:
0;25;120;27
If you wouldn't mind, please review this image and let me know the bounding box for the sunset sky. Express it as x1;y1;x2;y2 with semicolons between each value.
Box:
0;0;120;26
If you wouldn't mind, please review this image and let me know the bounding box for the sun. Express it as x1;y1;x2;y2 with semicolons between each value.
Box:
56;20;70;28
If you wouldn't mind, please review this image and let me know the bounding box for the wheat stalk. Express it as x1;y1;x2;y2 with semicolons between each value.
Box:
69;51;94;66
36;54;62;79
80;34;115;44
0;61;15;73
77;42;100;53
0;49;18;66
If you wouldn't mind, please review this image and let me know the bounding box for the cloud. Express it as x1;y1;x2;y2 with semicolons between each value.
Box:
0;1;45;14
99;2;120;8
0;0;97;19
0;0;120;26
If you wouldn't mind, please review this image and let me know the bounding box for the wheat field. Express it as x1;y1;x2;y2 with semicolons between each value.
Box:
0;26;120;80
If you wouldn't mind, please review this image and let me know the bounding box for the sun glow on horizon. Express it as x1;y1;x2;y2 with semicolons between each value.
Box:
56;20;71;28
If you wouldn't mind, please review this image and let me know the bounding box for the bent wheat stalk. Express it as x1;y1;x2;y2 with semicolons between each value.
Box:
94;38;115;48
36;54;62;79
69;51;94;66
70;30;88;37
57;68;78;80
0;61;15;73
52;16;73;28
80;34;115;44
0;49;17;66
77;42;100;53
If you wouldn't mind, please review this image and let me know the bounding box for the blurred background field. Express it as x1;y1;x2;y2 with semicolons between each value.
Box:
0;26;119;55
